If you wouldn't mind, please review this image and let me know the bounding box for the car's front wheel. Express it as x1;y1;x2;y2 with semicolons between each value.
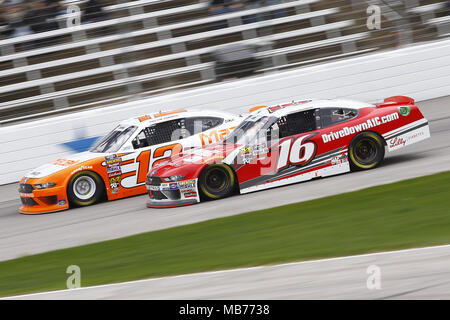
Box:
67;171;104;207
349;132;385;171
198;164;236;200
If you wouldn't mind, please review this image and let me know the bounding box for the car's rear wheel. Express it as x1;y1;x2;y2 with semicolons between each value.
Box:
67;171;104;207
198;164;236;200
349;132;385;171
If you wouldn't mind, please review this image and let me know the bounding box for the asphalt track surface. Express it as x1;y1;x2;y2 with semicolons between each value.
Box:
0;96;449;264
5;245;450;299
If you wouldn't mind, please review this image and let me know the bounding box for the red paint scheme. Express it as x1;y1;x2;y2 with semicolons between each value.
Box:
147;97;429;207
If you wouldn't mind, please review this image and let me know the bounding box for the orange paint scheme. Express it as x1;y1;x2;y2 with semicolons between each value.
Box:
19;150;175;213
20;158;98;214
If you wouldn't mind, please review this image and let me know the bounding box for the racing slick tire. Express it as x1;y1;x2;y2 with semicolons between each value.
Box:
198;164;236;200
349;132;385;171
67;171;104;207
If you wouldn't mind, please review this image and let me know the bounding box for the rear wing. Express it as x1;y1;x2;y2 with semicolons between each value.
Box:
375;96;415;107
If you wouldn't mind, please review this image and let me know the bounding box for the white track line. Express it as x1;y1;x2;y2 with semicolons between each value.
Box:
3;243;450;299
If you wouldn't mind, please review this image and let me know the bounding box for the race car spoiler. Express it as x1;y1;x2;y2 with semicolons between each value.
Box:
375;96;415;107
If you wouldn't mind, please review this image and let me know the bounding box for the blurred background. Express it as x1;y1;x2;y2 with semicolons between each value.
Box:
0;0;449;125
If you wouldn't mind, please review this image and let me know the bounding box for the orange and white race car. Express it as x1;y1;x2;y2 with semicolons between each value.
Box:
18;109;242;214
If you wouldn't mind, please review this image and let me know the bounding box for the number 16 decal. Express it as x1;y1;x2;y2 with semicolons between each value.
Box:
277;135;316;170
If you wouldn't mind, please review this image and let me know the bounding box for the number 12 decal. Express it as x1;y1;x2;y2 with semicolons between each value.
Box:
134;143;183;186
277;135;316;170
136;150;151;185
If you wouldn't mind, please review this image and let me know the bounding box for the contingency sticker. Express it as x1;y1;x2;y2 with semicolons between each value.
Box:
105;154;123;193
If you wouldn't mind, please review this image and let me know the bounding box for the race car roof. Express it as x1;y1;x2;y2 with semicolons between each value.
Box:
256;99;375;117
118;109;239;128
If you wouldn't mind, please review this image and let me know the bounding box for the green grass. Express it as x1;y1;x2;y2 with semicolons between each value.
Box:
1;171;450;297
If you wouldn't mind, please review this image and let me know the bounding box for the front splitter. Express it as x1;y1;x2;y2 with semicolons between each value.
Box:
146;199;198;208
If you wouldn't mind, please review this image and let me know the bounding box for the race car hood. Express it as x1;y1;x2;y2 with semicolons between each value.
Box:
24;151;106;179
176;142;239;166
150;142;240;177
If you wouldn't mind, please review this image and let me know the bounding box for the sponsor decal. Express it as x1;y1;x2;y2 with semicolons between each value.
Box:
389;137;406;148
389;130;425;149
242;154;254;164
398;106;411;117
409;130;425;140
105;157;122;165
183;192;198;198
166;180;197;190
148;185;160;191
241;143;268;158
150;169;157;176
105;154;122;164
331;153;348;165
107;165;122;174
109;175;122;193
322;112;400;143
52;159;81;167
108;171;122;178
178;180;196;189
71;166;93;175
169;183;178;190
181;186;197;198
252;143;269;156
199;127;236;146
105;155;122;193
59;200;67;206
19;193;34;198
110;176;121;182
240;147;252;155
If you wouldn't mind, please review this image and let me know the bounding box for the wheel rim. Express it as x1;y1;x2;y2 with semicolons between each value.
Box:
205;168;228;193
73;176;96;200
354;139;377;164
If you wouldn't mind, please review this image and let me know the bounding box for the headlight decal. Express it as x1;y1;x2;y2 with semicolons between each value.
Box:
34;182;56;189
163;175;186;182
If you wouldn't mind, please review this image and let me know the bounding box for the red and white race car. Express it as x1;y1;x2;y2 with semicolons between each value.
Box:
146;96;430;208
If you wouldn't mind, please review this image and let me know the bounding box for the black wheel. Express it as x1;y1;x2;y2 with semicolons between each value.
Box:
67;171;104;207
198;164;236;200
349;132;385;171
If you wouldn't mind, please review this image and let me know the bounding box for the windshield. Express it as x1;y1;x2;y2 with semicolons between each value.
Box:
224;115;277;146
90;125;138;153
